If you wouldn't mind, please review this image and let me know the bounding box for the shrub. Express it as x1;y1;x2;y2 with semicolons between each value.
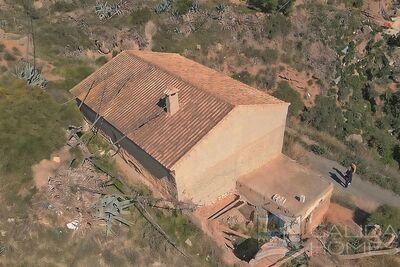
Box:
263;13;292;39
243;47;278;64
231;71;255;85
303;95;344;137
4;52;16;61
368;204;400;230
384;91;400;130
175;0;193;15
387;34;400;48
248;0;293;14
51;1;79;12
256;67;277;89
310;144;325;155
95;56;108;66
130;7;153;25
342;0;363;8
263;47;278;63
0;43;5;52
273;81;303;116
12;47;21;56
248;0;278;13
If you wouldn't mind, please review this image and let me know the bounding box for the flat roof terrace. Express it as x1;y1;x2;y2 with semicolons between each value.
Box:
237;155;333;218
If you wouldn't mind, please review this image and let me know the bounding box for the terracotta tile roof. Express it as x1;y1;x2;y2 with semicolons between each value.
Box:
126;50;285;105
70;51;285;170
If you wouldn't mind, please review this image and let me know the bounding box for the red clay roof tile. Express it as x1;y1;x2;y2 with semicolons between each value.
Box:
70;51;285;169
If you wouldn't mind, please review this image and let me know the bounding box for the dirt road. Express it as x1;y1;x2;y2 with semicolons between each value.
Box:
306;152;400;208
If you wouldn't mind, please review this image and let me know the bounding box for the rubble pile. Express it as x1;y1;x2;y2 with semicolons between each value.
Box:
44;160;108;230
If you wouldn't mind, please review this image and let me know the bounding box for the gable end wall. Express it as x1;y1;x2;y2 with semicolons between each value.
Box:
172;104;289;204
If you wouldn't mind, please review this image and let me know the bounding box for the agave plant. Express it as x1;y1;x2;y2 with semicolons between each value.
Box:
155;0;173;14
190;0;199;12
216;3;225;14
15;61;48;88
95;1;123;20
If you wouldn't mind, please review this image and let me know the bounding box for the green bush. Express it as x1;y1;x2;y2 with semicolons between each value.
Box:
341;0;363;8
368;204;400;230
95;56;108;66
130;7;153;25
243;46;278;64
263;13;292;39
303;95;344;137
310;144;325;155
248;0;278;12
387;33;400;47
384;91;400;131
248;0;293;14
175;0;193;15
57;64;93;90
231;71;255;85
4;51;16;61
255;67;277;89
273;81;303;116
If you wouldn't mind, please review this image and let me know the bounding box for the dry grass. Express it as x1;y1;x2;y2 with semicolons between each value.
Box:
283;133;308;164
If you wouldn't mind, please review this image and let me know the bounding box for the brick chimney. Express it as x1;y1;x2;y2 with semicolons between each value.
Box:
164;85;180;115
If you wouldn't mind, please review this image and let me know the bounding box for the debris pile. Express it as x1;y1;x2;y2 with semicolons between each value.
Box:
45;160;108;231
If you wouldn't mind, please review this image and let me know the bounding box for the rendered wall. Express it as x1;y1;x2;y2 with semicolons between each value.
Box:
78;101;177;197
172;104;289;204
303;186;333;234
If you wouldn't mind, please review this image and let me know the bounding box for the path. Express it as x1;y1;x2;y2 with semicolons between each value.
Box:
306;152;400;208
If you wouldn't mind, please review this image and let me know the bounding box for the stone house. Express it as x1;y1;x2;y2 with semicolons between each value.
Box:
71;50;332;234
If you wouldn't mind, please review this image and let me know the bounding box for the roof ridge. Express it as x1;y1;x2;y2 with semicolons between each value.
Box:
125;50;235;108
125;50;286;106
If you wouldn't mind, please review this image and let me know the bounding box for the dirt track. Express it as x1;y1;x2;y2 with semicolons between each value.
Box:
307;152;400;208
